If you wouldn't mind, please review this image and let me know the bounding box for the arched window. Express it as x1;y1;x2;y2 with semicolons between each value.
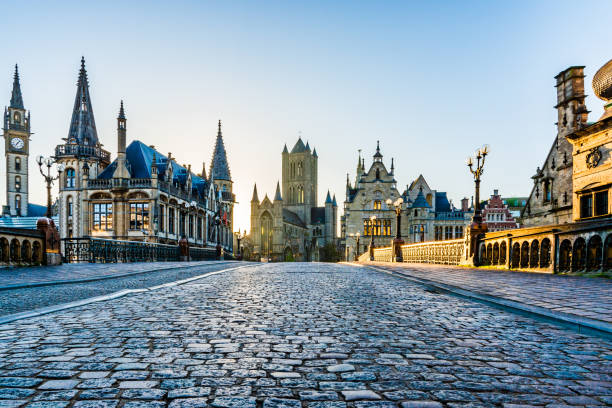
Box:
373;200;381;210
65;168;76;188
15;195;21;215
15;176;21;192
13;111;20;123
67;196;73;217
543;180;552;203
15;157;21;171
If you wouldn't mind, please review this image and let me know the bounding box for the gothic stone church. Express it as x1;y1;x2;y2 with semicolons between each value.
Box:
248;138;337;261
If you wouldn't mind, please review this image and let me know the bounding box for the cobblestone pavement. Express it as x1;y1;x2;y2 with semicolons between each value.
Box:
367;262;612;325
0;261;227;288
1;262;612;408
0;262;238;317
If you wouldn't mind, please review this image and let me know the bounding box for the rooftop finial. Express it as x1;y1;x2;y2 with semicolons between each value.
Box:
376;140;380;152
218;119;222;134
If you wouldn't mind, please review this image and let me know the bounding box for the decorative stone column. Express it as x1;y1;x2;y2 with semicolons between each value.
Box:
37;217;62;265
460;221;488;267
179;236;190;261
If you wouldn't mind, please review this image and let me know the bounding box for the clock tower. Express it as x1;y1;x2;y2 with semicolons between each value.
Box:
3;65;30;216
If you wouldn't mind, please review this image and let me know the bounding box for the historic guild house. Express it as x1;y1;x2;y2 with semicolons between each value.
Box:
4;58;235;252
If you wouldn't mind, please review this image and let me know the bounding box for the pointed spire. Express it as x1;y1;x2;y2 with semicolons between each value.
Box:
305;141;311;151
391;157;395;173
274;181;282;201
118;100;125;119
312;148;318;158
67;57;99;146
325;190;332;204
373;140;383;159
346;173;350;187
251;183;259;203
209;119;232;181
201;161;207;180
333;194;337;207
9;64;24;109
282;144;288;154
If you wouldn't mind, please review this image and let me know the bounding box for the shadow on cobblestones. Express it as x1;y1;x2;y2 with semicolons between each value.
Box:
0;262;611;407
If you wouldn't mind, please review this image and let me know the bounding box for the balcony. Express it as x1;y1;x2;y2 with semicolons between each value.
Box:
55;144;111;165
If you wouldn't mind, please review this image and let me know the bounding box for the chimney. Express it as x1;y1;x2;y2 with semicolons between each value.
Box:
493;189;499;196
461;197;469;212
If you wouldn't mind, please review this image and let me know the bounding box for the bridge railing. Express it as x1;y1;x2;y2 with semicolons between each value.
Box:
401;239;464;265
62;237;218;263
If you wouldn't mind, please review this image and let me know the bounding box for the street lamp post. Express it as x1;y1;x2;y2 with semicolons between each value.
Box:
386;197;404;262
464;145;490;266
37;155;64;218
236;229;244;260
466;145;489;225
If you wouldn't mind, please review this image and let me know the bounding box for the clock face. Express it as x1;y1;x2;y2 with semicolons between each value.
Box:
10;138;24;150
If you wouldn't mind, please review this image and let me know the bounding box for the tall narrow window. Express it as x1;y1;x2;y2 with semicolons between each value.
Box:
15;176;21;192
168;208;175;234
197;216;202;240
92;203;113;231
159;205;165;232
543;180;551;203
373;200;381;210
189;214;194;238
15;195;21;215
15;157;21;171
180;212;186;236
595;190;609;217
580;194;593;219
65;168;76;188
67;196;73;217
129;203;149;230
383;219;391;236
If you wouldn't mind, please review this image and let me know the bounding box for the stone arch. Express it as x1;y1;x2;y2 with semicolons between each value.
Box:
586;235;603;271
128;192;149;199
32;241;42;264
260;211;273;260
477;242;486;265
572;237;586;271
604;235;612;271
0;238;8;262
540;238;551;269
10;239;20;263
492;242;499;265
520;241;529;268
499;241;507;265
90;192;112;200
559;239;572;272
21;240;32;263
530;240;539;268
485;243;493;265
511;242;520;268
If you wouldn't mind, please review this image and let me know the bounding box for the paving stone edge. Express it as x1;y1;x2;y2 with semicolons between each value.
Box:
355;262;612;339
0;261;236;291
0;264;251;325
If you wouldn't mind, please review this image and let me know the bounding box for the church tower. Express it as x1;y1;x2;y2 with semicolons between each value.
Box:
3;65;30;216
282;137;318;225
209;120;234;231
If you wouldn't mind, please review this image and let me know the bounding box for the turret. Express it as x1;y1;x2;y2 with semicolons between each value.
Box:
274;181;282;202
112;101;130;180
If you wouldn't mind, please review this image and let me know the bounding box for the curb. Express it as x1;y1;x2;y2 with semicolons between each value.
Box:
0;261;236;292
0;264;251;325
359;263;612;340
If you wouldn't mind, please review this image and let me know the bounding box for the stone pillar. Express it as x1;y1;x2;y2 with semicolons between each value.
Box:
459;222;488;267
179;236;189;261
37;217;62;265
391;238;404;262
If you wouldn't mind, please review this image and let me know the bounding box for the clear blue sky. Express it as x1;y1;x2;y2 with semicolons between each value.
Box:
1;1;610;232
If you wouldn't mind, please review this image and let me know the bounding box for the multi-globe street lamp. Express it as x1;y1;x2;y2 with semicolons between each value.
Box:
369;215;377;260
466;145;490;225
36;155;64;218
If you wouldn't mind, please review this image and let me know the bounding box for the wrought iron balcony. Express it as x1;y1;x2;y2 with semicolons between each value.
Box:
221;191;236;202
55;144;111;164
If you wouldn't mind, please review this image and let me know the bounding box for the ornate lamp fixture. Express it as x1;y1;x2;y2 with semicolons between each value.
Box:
37;155;64;218
466;145;490;225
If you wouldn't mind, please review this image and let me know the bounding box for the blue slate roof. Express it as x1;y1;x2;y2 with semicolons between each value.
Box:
209;121;231;181
291;138;307;153
0;214;59;230
98;140;209;199
435;192;451;212
283;208;306;228
67;58;99;147
411;189;431;208
28;204;48;217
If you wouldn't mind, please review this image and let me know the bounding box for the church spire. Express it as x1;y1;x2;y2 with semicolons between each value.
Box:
209;119;232;181
251;183;259;203
9;64;24;109
67;57;99;146
274;181;282;201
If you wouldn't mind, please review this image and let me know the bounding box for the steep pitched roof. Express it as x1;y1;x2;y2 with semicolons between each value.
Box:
435;192;451;212
67;57;99;147
325;191;332;204
209;120;231;181
274;181;283;201
251;184;259;202
291;137;307;153
283;208;306;227
9;64;23;109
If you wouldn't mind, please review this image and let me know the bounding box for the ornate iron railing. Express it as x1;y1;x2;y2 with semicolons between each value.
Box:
55;144;111;164
62;237;218;263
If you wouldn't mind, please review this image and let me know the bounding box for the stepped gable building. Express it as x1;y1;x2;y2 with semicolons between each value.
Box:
55;58;234;251
521;66;589;226
0;64;51;228
342;142;470;260
249;137;337;261
481;189;519;232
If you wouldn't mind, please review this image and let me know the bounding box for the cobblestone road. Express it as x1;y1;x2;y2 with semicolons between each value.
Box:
1;262;611;408
0;262;238;317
